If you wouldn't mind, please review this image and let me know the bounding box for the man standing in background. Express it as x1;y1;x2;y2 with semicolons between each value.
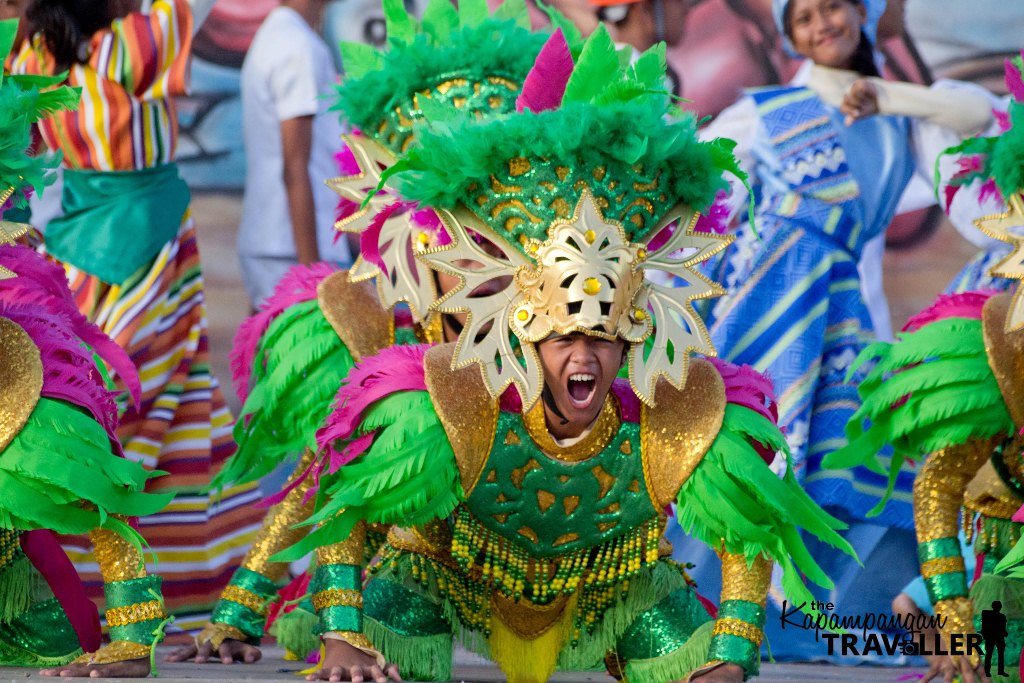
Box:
237;0;352;308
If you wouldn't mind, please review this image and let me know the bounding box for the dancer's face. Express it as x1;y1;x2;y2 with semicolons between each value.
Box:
786;0;866;70
536;332;625;439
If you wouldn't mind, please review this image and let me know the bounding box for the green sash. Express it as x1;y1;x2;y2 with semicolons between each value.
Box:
45;164;190;285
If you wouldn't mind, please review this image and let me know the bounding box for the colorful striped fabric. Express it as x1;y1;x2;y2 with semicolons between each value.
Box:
12;0;263;638
44;218;262;638
11;0;190;171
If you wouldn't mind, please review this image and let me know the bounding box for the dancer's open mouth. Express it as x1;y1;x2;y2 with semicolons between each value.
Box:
567;373;597;409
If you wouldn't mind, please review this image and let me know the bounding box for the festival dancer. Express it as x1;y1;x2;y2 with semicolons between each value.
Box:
10;0;262;634
0;21;171;673
827;52;1024;683
273;27;857;683
167;0;554;664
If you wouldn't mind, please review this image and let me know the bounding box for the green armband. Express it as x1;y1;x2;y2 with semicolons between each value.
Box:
918;537;968;604
104;575;166;646
312;564;363;634
210;567;280;642
707;600;765;678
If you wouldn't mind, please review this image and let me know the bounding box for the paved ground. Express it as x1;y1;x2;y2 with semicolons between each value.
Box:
0;647;930;682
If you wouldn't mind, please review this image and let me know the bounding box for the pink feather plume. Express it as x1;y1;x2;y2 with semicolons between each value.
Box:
229;262;340;403
360;200;418;278
693;191;731;235
1005;54;1024;104
515;28;574;114
901;291;996;333
706;357;779;464
0;301;122;450
0;245;141;408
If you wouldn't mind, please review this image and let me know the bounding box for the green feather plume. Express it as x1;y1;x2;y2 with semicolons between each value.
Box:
676;405;855;619
0;19;79;209
562;25;620;104
273;391;463;562
214;299;355;489
824;316;1014;514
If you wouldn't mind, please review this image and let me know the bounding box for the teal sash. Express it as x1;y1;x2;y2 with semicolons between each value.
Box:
45;164;190;285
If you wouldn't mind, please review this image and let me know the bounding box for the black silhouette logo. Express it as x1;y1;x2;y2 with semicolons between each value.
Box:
981;601;1009;677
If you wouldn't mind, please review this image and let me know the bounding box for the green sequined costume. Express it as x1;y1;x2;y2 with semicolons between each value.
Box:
275;343;854;682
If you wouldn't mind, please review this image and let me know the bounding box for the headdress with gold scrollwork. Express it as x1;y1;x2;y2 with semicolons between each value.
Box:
0;19;79;278
946;51;1024;331
385;26;746;409
325;0;556;324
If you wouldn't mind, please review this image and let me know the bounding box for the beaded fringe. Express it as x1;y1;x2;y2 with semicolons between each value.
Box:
369;549;691;674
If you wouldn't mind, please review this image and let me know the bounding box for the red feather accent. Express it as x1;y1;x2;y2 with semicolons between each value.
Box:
515;28;574;114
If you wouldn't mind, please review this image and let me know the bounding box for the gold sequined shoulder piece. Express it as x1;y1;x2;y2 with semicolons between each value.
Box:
0;317;43;453
983;293;1024;427
317;269;395;362
640;357;726;508
965;460;1021;520
423;343;499;496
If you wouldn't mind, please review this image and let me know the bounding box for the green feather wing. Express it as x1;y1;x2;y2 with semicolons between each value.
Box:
677;405;855;614
215;300;355;489
273;391;463;562
824;317;1013;512
0;398;170;554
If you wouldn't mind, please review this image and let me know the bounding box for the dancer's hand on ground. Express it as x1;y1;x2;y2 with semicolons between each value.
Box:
165;638;262;664
39;657;150;678
306;638;401;682
686;662;745;682
920;654;990;683
841;78;879;125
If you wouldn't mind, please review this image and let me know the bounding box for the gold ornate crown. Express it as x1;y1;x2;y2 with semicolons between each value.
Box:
422;189;730;408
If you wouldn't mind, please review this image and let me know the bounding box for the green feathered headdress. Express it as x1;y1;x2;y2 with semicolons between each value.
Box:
0;19;78;212
327;0;553;325
382;26;745;410
333;0;550;154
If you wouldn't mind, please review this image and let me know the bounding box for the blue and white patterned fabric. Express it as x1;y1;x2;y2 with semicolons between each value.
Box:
702;85;917;527
945;248;1013;294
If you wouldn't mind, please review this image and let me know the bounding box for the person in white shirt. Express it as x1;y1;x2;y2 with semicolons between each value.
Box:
238;0;353;308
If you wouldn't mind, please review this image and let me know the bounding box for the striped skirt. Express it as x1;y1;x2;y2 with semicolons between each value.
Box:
43;213;262;639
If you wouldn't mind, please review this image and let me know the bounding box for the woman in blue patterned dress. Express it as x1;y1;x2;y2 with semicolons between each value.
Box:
700;0;994;527
671;0;997;663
